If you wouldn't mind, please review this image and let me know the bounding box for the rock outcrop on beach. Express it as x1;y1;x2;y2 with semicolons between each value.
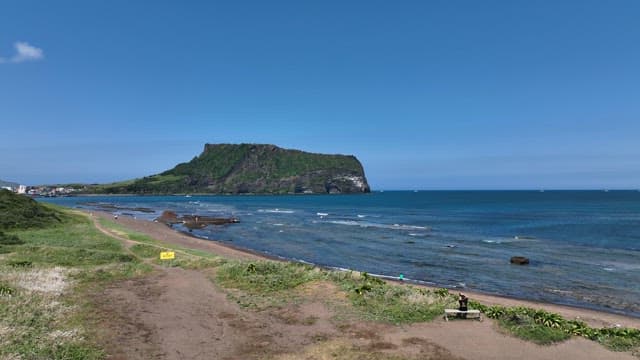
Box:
94;144;370;195
156;210;239;229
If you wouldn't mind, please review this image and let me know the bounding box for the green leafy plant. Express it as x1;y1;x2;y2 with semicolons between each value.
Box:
484;305;506;319
532;309;565;328
0;281;15;296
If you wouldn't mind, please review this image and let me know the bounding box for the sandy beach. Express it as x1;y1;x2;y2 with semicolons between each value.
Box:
85;210;640;359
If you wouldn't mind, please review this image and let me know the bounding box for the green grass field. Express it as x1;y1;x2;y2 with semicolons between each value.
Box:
0;199;151;359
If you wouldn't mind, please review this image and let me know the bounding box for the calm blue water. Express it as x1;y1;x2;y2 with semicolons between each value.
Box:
43;191;640;317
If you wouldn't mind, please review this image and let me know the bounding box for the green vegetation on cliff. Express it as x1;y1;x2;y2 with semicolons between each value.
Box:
94;144;370;194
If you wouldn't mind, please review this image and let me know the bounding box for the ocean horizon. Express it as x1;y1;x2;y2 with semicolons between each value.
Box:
42;190;640;318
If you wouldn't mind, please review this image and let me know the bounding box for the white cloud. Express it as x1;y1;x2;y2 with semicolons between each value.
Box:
0;42;44;64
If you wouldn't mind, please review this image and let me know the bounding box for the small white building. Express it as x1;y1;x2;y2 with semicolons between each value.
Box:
1;186;12;191
17;185;27;194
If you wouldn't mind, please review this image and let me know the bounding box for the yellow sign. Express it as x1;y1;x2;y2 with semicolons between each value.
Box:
160;251;175;260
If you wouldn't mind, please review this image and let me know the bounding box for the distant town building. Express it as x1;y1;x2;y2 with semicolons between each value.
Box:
1;186;12;191
17;185;27;194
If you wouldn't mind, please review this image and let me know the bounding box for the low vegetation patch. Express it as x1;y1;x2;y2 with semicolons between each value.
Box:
470;301;640;350
0;207;147;359
130;243;161;258
217;260;321;293
331;272;458;324
497;315;570;344
0;282;104;359
216;260;457;324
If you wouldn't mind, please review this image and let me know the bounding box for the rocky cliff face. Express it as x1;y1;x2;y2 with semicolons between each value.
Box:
99;144;370;195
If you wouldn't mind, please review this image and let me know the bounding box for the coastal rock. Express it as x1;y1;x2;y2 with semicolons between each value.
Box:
156;210;181;224
510;256;530;265
156;210;240;229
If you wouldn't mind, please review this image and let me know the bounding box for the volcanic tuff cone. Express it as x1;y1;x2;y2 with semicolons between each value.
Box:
96;144;370;195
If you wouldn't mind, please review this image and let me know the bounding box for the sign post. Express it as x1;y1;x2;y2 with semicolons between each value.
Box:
160;251;175;260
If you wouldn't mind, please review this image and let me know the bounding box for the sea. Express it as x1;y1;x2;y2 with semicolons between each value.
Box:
41;191;640;317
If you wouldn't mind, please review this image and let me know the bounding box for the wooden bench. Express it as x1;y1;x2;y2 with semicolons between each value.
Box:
444;309;482;321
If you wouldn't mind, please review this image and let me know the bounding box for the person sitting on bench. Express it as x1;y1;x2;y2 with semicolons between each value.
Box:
458;293;468;318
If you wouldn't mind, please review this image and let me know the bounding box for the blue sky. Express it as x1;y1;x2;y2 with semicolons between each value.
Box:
1;1;639;189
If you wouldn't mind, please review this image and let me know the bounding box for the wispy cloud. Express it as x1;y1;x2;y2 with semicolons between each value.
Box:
0;42;44;64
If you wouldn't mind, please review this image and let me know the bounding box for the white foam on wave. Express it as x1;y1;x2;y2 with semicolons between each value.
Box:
317;212;329;217
408;233;428;237
357;214;366;218
329;220;360;227
600;261;640;271
258;208;295;214
272;223;285;226
327;220;430;231
482;237;529;244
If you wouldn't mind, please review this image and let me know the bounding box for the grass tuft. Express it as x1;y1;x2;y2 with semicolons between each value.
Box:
498;315;571;344
0;281;15;296
217;260;320;293
130;243;161;258
330;272;457;324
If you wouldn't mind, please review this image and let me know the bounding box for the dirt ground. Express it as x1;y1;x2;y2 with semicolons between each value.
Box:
88;212;639;360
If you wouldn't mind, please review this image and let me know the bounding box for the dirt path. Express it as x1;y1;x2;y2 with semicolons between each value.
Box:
94;268;267;359
87;212;638;360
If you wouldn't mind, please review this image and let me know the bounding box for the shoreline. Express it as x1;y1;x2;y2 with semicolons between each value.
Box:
90;210;640;329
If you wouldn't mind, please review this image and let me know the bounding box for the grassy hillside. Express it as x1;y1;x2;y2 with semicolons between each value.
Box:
93;144;370;194
0;189;67;230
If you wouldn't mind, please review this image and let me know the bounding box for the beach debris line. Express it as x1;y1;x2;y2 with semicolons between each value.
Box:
155;210;240;229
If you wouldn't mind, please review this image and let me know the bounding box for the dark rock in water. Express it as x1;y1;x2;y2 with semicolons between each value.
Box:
156;210;240;229
156;210;181;224
183;218;238;229
510;256;530;265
